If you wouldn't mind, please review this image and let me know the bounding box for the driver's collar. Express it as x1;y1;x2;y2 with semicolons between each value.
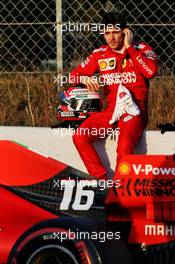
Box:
112;46;126;54
107;45;126;54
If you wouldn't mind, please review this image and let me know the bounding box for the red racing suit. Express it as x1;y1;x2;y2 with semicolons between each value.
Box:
70;43;158;179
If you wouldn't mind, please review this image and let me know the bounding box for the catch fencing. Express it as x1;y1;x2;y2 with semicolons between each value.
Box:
0;0;174;75
0;0;174;127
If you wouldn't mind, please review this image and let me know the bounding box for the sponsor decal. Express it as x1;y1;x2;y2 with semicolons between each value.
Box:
121;58;127;69
98;57;116;71
144;50;157;60
71;89;88;94
102;71;137;85
116;155;175;197
117;158;175;177
118;162;131;175
132;164;175;176
136;56;153;75
60;112;75;117
75;95;88;99
145;225;175;236
99;60;108;70
108;58;116;69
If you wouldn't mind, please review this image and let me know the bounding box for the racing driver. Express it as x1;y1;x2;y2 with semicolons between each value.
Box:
69;12;158;180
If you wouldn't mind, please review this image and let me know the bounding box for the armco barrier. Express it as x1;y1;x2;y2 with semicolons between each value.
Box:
0;127;175;176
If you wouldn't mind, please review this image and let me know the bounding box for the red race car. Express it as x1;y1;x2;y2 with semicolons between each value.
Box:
0;140;131;264
1;140;175;264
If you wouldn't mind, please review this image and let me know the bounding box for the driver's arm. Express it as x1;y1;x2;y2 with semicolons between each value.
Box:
69;53;100;91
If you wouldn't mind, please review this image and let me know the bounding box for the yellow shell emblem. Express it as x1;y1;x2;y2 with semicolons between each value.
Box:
99;61;107;70
118;162;131;175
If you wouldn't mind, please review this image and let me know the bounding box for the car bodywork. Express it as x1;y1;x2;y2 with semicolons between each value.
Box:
0;140;131;264
1;140;175;263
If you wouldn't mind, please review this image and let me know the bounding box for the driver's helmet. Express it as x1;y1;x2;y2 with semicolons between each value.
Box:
57;87;102;122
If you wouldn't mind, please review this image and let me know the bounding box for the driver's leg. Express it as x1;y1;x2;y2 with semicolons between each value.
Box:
72;111;114;179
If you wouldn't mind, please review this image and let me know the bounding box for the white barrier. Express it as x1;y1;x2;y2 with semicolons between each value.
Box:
0;126;175;176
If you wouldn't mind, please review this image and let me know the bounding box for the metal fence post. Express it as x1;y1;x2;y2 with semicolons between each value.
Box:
56;0;63;74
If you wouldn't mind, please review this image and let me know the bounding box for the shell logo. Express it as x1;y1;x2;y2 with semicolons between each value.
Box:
118;162;131;175
99;61;107;70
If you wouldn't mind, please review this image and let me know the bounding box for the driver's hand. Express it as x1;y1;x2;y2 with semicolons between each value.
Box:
80;76;100;92
123;28;134;49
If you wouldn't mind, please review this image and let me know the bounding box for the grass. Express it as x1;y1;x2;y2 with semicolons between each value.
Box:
148;77;175;129
0;73;174;129
0;73;58;127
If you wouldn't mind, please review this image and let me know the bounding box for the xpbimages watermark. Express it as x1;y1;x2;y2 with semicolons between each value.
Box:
52;126;120;138
53;229;121;243
53;178;120;210
54;72;137;87
54;22;122;34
